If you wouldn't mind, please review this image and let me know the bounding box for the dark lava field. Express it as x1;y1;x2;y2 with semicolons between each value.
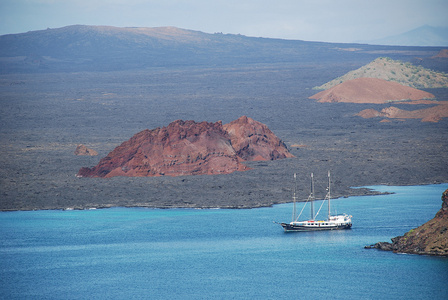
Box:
1;27;447;210
1;63;447;211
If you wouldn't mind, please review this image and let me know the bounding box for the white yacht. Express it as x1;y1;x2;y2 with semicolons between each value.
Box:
280;172;352;232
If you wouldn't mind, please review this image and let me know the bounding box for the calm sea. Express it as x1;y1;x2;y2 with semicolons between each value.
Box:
1;184;448;299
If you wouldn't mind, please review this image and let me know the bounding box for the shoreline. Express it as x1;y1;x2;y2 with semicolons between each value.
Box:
2;183;441;212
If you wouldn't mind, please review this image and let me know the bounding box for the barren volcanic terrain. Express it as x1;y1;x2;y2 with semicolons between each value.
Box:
0;26;447;210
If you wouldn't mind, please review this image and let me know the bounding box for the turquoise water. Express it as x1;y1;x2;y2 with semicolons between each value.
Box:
1;184;447;299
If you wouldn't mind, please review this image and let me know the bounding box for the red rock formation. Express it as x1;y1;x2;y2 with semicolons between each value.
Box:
78;117;293;178
309;78;435;104
356;109;382;119
223;116;295;161
431;49;448;58
357;104;448;122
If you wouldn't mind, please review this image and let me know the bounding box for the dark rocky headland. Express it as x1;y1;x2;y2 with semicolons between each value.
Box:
366;189;448;256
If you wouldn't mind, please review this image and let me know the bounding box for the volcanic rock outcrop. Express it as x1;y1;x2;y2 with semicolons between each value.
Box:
431;49;448;59
223;116;294;161
357;103;448;122
366;189;448;256
309;78;435;104
74;144;98;156
77;116;293;178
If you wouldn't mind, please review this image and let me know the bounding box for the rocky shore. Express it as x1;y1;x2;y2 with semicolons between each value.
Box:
365;189;448;256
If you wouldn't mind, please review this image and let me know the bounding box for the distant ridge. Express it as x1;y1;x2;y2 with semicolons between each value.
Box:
43;25;218;43
314;57;448;90
1;25;446;73
0;24;327;73
366;25;448;47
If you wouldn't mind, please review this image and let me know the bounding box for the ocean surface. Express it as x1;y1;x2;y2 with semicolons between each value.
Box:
1;184;448;299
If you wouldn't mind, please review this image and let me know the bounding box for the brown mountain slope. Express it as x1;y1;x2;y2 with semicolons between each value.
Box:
77;116;293;178
309;77;435;104
367;189;448;256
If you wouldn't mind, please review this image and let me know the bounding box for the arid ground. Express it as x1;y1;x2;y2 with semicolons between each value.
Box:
1;61;447;210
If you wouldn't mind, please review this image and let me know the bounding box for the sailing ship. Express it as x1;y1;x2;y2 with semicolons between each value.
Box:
280;172;352;232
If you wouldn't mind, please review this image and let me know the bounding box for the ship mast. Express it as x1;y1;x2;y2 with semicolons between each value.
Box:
310;173;315;220
327;171;331;220
292;173;297;222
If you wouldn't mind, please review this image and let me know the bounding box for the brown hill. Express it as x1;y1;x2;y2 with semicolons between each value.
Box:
367;189;448;256
77;116;293;178
309;78;435;104
314;57;448;89
357;103;448;122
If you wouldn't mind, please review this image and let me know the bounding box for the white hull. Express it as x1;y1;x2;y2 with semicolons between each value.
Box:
281;214;352;232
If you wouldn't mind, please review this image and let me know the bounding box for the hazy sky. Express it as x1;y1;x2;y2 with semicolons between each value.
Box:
1;0;447;43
